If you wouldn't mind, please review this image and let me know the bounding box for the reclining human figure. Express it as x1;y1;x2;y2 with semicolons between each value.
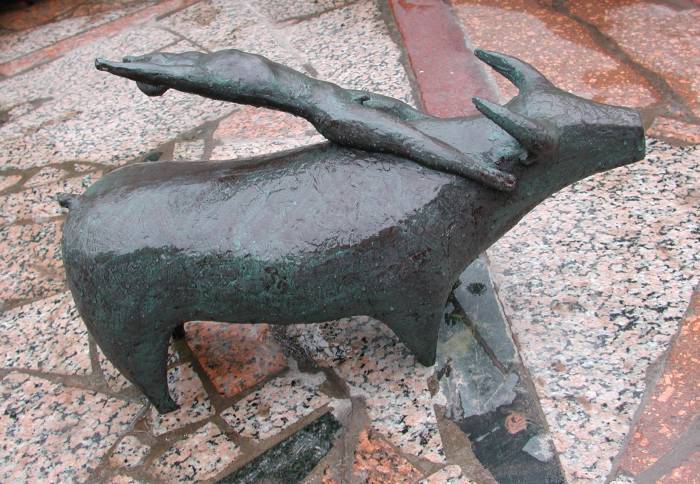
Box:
95;49;520;191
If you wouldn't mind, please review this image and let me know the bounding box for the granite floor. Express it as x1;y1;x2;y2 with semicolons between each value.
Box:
0;0;698;482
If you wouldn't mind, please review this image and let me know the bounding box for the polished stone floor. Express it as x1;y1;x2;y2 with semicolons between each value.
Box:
0;0;697;482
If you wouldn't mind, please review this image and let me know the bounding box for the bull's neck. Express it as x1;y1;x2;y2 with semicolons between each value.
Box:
447;157;567;278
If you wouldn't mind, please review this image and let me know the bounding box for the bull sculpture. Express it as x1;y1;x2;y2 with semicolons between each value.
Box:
59;49;645;413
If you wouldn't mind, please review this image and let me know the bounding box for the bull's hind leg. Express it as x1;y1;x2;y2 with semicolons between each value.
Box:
381;304;444;366
88;316;178;413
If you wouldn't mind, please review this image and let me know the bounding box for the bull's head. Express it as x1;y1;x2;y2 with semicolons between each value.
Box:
471;50;645;196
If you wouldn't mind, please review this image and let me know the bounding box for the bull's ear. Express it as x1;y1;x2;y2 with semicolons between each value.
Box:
474;49;552;93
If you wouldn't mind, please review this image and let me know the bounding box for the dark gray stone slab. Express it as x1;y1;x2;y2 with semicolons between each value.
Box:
454;256;517;365
218;412;341;484
437;311;518;420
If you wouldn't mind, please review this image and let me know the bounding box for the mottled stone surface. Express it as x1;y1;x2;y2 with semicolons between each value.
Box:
437;317;518;420
172;139;205;161
420;465;473;484
353;429;422;483
151;422;239;482
280;1;415;103
0;292;90;375
0;220;64;305
98;342;179;393
220;364;329;441
0;373;142;482
453;0;658;106
648;117;700;145
657;450;700;484
0;171;100;224
219;412;340;483
487;140;700;482
568;0;700;116
0;0;154;63
109;435;150;469
149;363;214;436
184;321;287;398
618;293;699;476
288;316;445;462
0;28;232;170
454;256;516;364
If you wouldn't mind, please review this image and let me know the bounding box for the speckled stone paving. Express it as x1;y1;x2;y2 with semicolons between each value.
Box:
1;0;698;482
487;140;699;482
0;373;143;482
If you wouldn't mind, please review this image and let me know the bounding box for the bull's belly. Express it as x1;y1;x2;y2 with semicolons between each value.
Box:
67;236;447;328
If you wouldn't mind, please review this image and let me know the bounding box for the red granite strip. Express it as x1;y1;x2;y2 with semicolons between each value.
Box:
0;0;202;77
618;289;700;477
388;0;497;117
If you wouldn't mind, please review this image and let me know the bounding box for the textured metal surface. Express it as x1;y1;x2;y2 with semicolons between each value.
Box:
61;49;645;413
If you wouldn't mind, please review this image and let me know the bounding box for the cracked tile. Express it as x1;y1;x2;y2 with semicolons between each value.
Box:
150;422;239;482
185;321;287;398
109;435;150;469
453;0;658;107
288;317;445;463
220;364;329;441
0;220;64;304
353;429;422;483
0;372;142;482
0;292;90;375
487;141;700;482
149;363;214;436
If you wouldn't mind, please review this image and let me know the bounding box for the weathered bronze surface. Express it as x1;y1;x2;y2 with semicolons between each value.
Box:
60;49;645;413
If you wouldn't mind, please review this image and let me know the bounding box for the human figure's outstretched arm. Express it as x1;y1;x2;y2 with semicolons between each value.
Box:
95;49;515;191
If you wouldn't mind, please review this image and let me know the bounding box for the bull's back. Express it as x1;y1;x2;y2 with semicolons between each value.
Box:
62;144;458;323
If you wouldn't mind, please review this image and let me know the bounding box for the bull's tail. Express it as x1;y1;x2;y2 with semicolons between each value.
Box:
57;193;80;210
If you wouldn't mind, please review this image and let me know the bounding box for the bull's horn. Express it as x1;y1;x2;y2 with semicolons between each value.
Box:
472;97;554;163
474;49;552;92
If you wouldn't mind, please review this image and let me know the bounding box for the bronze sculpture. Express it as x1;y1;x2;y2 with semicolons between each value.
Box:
60;49;645;413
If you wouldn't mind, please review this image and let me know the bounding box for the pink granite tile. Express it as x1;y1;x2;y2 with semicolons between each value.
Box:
109;435;150;469
421;465;473;484
210;136;326;161
149;363;214;436
0;292;90;375
255;0;353;22
0;28;232;170
172;139;205;161
213;107;314;142
1;172;100;224
0;220;64;305
220;364;329;441
280;1;415;102
0;0;155;64
619;293;699;476
0;0;199;77
487;140;700;482
109;475;143;484
288;317;445;463
0;372;143;482
150;422;239;482
648;117;700;145
657;450;700;483
568;1;700;117
184;321;287;398
453;0;658;107
0;174;22;192
98;343;180;393
159;1;308;70
353;429;422;484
